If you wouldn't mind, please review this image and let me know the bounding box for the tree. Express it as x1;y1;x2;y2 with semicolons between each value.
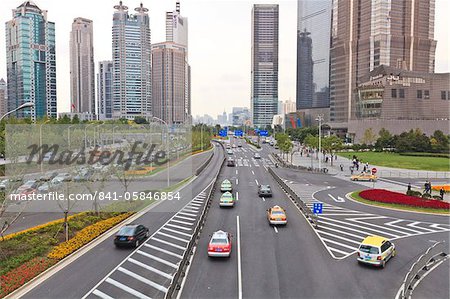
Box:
375;128;394;150
430;130;449;153
72;114;80;124
360;128;377;145
395;129;431;153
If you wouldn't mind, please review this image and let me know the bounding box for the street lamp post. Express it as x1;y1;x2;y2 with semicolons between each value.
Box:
0;102;35;123
316;114;324;171
67;125;76;150
84;124;94;149
112;126;120;145
152;117;170;187
200;124;204;151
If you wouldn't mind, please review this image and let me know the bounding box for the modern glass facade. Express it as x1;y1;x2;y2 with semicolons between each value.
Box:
97;61;113;120
251;4;279;129
5;1;57;120
112;2;151;119
297;0;331;110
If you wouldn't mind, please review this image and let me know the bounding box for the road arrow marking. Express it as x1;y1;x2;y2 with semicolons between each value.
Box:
328;194;345;202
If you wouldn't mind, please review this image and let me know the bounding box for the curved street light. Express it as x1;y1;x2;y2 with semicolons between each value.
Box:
152;116;170;187
0;102;35;123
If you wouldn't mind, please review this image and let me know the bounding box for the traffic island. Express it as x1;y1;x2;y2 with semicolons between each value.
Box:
349;189;450;215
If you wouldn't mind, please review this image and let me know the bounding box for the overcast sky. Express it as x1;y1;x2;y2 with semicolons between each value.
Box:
0;0;448;119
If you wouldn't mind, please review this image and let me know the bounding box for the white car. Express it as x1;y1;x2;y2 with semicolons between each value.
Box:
208;230;232;257
51;173;72;184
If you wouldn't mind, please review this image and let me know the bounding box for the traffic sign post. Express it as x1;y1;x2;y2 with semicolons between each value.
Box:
371;168;377;189
313;202;323;215
371;168;377;174
219;130;228;137
259;130;268;137
235;130;243;137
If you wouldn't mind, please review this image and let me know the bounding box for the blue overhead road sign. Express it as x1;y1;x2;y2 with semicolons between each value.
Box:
259;130;268;137
234;130;243;137
219;130;228;137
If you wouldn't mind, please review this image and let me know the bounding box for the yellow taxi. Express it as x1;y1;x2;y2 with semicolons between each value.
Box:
357;235;396;268
267;205;287;225
351;173;377;182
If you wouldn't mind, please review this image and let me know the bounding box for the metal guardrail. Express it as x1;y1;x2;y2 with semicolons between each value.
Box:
378;170;450;179
271;153;329;174
397;241;448;299
165;142;226;298
194;144;215;176
267;167;318;228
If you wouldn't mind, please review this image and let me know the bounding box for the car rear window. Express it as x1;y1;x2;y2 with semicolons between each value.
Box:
118;226;136;236
272;210;284;215
211;238;228;244
359;245;379;254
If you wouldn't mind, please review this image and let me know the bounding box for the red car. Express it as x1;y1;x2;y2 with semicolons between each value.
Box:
208;230;232;257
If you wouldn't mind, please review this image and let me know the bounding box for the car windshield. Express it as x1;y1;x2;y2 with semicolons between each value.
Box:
272;210;284;215
211;238;228;244
261;186;270;191
117;226;136;236
222;194;232;199
359;245;379;254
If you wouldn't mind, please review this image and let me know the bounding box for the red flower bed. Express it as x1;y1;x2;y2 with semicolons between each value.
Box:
0;257;56;298
359;189;450;210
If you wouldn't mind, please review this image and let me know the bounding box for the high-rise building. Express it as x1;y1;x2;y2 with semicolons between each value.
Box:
151;42;188;124
97;61;113;120
232;107;251;127
251;4;279;129
297;0;332;110
5;1;57;120
329;0;437;124
165;2;191;123
112;1;151;119
70;17;95;116
166;1;188;48
0;79;7;117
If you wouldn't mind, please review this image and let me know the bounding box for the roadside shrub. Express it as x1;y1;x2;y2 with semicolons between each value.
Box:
406;190;423;197
47;212;132;260
421;193;432;199
359;189;450;210
432;195;443;200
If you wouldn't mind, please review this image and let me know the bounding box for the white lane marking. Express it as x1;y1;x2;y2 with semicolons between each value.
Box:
328;246;351;256
186;205;200;210
137;250;179;268
165;223;192;231
322;217;400;238
263;165;268;171
320;237;358;251
170;219;195;226
188;202;202;207
174;215;196;221
407;222;436;233
252;170;255;175
318;231;362;244
236;178;239;185
255;179;259;185
92;289;114;299
385;220;426;234
236;169;238;175
319;225;367;240
151;238;186;251
321;213;373;216
236;191;239;201
118;266;168;293
161;227;192;238
273;226;278;233
328;193;345;203
317;219;390;238
144;244;184;259
350;217;410;236
261;196;266;202
128;258;173;280
237;216;243;299
105;278;152;299
177;211;197;217
157;231;190;243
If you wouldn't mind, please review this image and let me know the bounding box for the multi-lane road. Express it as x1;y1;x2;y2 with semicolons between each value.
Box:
14;139;449;299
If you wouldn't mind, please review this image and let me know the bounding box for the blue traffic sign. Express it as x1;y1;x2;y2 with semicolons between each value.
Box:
234;130;243;137
313;202;323;214
219;130;228;137
259;130;268;137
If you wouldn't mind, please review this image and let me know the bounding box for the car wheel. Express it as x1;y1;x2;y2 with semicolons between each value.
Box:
135;239;140;248
381;260;386;268
392;250;396;257
145;231;150;238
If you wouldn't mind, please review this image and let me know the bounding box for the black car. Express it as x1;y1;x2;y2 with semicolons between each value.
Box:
227;158;235;167
114;224;150;248
258;185;272;197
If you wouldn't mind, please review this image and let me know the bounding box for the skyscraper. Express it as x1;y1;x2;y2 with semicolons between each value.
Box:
5;1;57;120
251;4;279;129
0;79;7;117
329;0;437;124
70;17;95;116
97;61;113;120
165;2;191;123
152;42;188;124
297;0;332;110
112;1;151;119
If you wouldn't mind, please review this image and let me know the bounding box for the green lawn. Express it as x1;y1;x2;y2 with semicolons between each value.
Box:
338;151;450;171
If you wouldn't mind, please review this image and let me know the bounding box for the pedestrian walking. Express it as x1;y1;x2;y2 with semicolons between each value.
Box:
428;181;432;194
407;183;411;192
349;166;354;174
363;165;367;172
340;164;344;171
440;188;445;200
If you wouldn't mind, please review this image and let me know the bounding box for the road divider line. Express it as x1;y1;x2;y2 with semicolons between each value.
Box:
128;258;173;279
252;170;255;175
255;179;259;185
92;289;114;299
261;196;266;202
117;267;168;293
236;191;239;201
137;250;179;268
273;226;278;233
236;178;239;185
237;216;243;299
105;278;152;299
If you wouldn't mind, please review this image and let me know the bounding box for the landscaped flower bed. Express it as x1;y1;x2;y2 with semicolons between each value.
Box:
359;189;450;210
432;185;450;192
0;257;56;298
47;212;133;260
